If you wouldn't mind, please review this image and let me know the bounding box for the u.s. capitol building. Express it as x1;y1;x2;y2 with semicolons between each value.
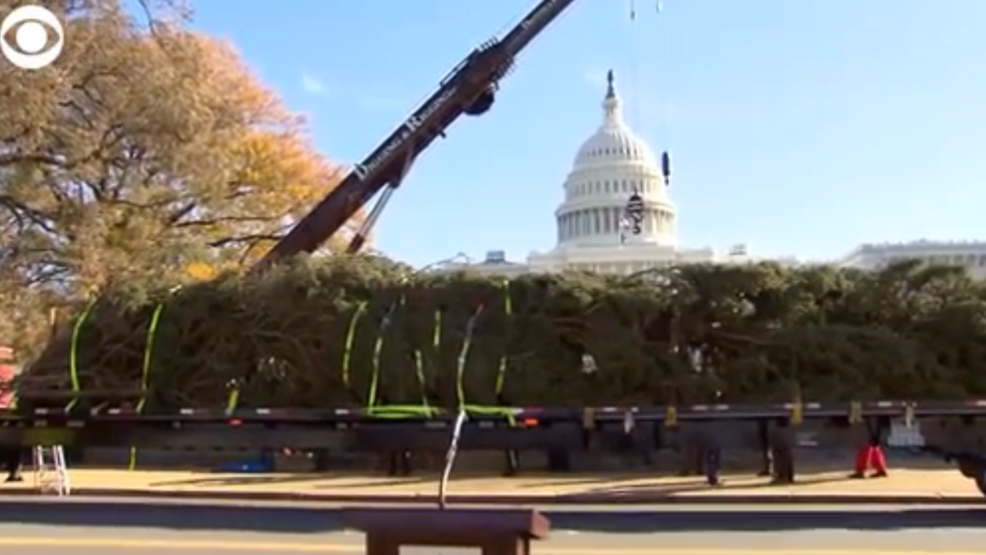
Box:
440;72;985;278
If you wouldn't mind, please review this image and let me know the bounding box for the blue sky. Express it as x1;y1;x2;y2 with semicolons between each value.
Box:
189;0;986;267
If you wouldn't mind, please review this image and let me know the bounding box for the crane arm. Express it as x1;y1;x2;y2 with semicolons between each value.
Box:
251;0;577;273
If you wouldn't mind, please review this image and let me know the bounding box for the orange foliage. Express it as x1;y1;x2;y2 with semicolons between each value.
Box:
0;3;358;295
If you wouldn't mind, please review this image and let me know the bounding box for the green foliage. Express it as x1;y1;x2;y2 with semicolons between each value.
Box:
19;256;986;410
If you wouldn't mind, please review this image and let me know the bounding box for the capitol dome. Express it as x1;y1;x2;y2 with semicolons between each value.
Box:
554;70;676;249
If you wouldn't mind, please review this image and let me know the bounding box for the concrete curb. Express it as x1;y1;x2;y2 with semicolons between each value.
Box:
1;487;982;505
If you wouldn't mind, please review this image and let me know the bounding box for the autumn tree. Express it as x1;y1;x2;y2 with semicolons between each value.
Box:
0;0;356;353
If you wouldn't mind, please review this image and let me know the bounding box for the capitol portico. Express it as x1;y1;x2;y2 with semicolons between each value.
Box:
442;71;986;278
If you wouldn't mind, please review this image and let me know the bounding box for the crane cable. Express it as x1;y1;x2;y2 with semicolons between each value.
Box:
621;0;666;239
629;0;672;187
627;1;637;132
656;0;672;166
627;0;653;139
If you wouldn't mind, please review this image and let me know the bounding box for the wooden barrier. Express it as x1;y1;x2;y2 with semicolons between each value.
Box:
341;507;550;555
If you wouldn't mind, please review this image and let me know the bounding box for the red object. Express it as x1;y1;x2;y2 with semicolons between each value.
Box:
854;444;888;473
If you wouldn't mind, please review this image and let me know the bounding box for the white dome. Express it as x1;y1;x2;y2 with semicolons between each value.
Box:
572;76;658;169
553;70;676;249
574;125;658;169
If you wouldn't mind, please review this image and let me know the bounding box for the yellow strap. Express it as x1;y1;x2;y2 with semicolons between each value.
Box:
664;405;678;428
789;402;803;426
904;404;915;428
341;302;367;387
848;401;863;425
66;301;97;412
494;279;511;395
130;287;181;471
462;404;516;426
225;388;240;416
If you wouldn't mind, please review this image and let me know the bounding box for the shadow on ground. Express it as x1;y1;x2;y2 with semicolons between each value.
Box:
0;499;985;534
565;473;860;498
149;475;435;489
548;507;986;533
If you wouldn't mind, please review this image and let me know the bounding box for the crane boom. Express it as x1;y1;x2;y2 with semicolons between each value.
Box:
251;0;577;272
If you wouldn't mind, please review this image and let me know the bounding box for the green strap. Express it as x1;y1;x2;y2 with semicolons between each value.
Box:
456;304;485;409
462;404;517;426
420;309;444;411
366;404;438;418
495;279;512;395
67;301;97;412
457;298;516;426
129;300;168;470
413;350;429;410
365;404;511;422
342;302;367;388
368;303;399;408
134;303;167;414
433;309;443;346
364;308;443;420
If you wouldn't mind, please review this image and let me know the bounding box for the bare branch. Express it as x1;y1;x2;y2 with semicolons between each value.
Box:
209;233;282;249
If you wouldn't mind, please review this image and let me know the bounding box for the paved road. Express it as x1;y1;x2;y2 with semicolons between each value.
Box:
0;497;985;554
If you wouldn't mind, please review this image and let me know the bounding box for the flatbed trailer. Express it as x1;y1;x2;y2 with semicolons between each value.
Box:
4;399;986;497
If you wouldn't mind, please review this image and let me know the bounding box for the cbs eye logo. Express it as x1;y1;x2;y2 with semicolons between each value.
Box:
1;5;64;70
